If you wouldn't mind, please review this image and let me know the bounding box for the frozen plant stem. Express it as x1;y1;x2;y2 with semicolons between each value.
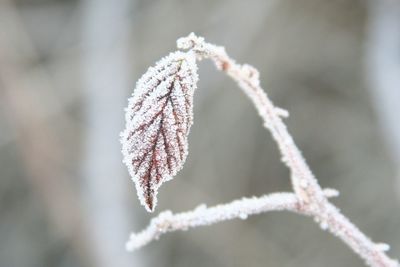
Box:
126;33;399;267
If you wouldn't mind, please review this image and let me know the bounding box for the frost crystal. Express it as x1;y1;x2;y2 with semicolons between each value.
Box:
121;51;198;212
375;243;391;252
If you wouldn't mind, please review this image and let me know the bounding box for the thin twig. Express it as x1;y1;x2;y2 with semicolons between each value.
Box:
126;192;301;251
126;189;342;251
127;33;399;267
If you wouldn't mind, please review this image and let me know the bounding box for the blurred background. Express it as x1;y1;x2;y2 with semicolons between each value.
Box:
0;0;399;266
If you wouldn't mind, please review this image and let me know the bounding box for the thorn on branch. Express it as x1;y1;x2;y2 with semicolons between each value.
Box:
275;107;289;118
375;243;391;252
323;188;340;198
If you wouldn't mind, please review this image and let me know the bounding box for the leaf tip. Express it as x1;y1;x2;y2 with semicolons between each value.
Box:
144;197;155;213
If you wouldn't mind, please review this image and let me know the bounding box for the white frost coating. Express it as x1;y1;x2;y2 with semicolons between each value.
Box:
121;51;198;212
323;188;340;198
376;243;391;252
275;107;290;118
319;221;328;231
300;179;308;188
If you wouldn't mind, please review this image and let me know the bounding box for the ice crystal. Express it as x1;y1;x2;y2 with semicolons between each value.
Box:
375;243;390;252
121;51;198;212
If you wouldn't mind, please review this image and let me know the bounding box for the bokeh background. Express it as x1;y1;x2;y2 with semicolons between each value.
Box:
0;0;399;266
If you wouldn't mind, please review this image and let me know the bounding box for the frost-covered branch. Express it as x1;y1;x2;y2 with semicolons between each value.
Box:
126;189;342;251
126;34;399;267
126;192;301;251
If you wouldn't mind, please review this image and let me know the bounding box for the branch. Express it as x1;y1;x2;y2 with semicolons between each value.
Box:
126;189;340;251
126;192;301;251
126;34;399;267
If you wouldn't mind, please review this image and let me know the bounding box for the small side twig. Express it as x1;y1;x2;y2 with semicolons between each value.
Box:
126;33;399;267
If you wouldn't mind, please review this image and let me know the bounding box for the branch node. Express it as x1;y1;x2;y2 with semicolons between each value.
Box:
177;32;202;50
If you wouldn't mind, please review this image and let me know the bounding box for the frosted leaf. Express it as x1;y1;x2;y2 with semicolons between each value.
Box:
121;51;198;212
